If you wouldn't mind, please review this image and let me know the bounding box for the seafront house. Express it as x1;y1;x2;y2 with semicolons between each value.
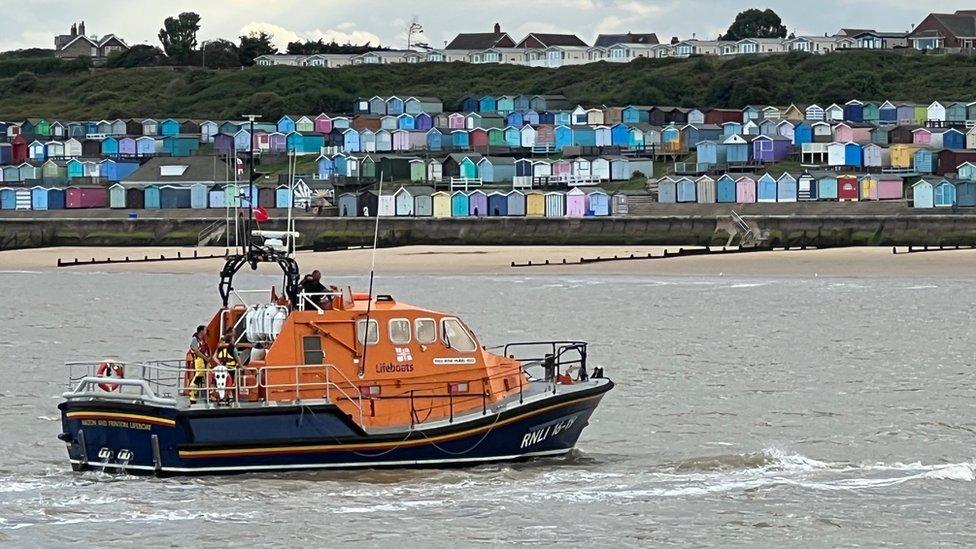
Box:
909;10;976;51
54;21;128;63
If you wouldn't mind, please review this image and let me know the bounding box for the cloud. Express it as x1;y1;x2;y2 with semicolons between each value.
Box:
239;22;382;49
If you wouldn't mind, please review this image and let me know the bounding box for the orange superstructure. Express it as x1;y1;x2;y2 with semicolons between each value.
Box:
200;291;526;429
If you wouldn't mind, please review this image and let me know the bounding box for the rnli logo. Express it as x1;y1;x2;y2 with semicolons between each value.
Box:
396;347;413;362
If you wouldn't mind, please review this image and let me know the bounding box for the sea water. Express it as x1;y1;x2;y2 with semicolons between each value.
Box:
1;270;975;546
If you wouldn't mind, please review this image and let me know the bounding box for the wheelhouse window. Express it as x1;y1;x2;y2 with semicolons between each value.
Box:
303;335;324;364
389;319;411;344
441;318;476;352
356;319;379;346
415;318;436;344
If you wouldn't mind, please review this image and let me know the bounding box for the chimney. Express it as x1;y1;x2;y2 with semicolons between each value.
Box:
79;21;86;36
494;23;501;34
71;23;77;36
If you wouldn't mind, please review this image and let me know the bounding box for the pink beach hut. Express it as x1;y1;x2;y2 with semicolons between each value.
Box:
314;114;332;134
735;176;757;203
566;188;587;217
392;130;410;151
912;128;932;146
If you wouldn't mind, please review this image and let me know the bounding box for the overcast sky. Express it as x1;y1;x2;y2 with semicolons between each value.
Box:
0;0;967;52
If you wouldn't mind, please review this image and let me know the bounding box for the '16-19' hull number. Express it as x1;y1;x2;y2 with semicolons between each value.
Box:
520;414;580;449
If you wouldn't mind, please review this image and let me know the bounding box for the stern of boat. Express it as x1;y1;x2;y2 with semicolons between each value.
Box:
59;361;185;474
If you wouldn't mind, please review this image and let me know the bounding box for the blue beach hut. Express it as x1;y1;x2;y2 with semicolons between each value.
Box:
757;173;778;202
450;191;469;217
716;174;736;203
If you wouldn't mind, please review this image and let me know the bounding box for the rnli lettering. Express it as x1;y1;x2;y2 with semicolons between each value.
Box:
520;415;579;449
375;362;414;374
79;419;152;430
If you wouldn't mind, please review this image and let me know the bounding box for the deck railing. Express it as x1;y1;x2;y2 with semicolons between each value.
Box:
64;349;573;430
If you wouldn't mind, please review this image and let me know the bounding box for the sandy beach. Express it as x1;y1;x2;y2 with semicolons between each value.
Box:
2;245;976;277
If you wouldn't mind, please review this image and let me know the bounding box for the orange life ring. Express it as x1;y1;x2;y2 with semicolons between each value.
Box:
96;361;125;392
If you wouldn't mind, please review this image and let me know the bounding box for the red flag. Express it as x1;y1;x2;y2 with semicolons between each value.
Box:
254;207;270;222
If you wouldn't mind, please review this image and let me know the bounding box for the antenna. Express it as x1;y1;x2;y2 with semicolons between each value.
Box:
358;171;384;377
286;150;295;256
243;114;261;255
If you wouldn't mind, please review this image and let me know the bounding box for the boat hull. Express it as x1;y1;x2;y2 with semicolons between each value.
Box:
59;380;612;475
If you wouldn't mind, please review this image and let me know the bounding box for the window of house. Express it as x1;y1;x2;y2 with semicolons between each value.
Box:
356;319;379;345
441;318;477;352
415;318;436;344
389;319;411;344
303;335;324;364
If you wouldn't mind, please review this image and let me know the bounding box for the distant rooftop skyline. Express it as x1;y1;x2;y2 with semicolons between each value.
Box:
2;1;973;52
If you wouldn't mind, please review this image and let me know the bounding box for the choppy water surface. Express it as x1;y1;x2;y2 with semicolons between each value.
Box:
1;269;975;547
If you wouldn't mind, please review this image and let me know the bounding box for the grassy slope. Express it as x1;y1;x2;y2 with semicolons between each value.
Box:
3;50;976;120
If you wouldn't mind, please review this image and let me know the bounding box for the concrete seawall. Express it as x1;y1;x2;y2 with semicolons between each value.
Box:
5;214;976;250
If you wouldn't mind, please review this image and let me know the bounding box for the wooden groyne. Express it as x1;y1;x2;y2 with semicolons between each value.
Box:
510;244;816;267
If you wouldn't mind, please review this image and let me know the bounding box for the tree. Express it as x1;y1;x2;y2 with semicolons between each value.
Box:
719;9;787;41
106;44;167;68
285;39;387;55
239;31;277;66
158;11;201;64
201;39;240;68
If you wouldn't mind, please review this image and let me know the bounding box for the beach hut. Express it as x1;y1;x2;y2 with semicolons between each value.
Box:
914;149;936;174
956;180;976;206
877;176;903;200
394;187;416;216
337;193;358;217
374;191;396;217
159;185;191;208
488;192;508;216
657;177;677;203
724;135;750;164
190;183;208;209
544;192;565;217
274;185;292;209
585;189;610;216
30;186;47;210
143;185;161;209
858;175;878;201
716;175;736;203
43;187;66;210
816;175;837;200
451;191;469;217
468;190;488;217
507;191;526;216
0;188;15;210
109;183;126;208
844;143;863;168
525;191;545;217
912;179;935;208
432;191;451;218
565;188;587;217
427;158;443;182
837;175;859;201
797;172;817;201
775;173;797;202
696;176;716;204
12;187;31;210
735;176;757;203
207;185;224;208
757;174;777;203
934;179;957;207
66;186;108;209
